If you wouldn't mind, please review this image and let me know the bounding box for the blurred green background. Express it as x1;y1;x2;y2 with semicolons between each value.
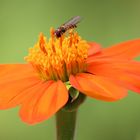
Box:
0;0;140;140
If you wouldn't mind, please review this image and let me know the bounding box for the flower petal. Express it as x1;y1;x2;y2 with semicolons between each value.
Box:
88;42;101;57
87;59;140;75
96;39;140;59
70;73;127;101
19;80;68;124
87;60;140;93
0;64;37;80
0;64;40;109
87;39;140;61
0;77;41;109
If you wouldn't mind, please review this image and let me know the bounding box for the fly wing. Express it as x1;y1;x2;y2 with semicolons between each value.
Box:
63;16;81;27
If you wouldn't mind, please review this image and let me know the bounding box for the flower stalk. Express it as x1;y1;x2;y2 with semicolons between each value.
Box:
56;109;77;140
56;92;86;140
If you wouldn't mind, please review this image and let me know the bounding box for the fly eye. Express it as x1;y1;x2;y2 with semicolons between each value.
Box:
61;27;66;33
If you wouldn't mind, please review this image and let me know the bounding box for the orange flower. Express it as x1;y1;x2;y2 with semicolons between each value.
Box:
0;28;140;124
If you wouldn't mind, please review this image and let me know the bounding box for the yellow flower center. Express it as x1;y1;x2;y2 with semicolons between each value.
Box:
25;28;89;82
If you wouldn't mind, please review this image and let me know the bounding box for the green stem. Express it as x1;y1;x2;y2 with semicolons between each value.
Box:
56;109;77;140
55;92;86;140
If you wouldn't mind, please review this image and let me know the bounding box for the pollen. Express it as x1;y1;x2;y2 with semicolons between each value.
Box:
25;28;89;82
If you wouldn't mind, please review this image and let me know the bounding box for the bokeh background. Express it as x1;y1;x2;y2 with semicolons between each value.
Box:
0;0;140;140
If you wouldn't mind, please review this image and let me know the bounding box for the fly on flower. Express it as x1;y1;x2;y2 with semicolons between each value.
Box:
0;18;140;125
54;16;81;38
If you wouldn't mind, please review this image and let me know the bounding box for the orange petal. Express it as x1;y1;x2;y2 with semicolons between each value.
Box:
87;59;140;75
87;57;124;65
0;76;41;109
88;39;140;60
88;42;101;57
116;73;140;93
87;61;140;93
19;80;68;124
70;73;127;102
0;64;39;87
0;64;41;109
102;39;140;59
0;64;37;80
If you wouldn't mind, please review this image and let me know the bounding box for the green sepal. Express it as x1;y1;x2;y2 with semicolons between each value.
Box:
69;87;79;102
62;92;86;112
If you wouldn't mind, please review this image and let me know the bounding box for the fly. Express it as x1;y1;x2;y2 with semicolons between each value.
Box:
54;16;81;38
